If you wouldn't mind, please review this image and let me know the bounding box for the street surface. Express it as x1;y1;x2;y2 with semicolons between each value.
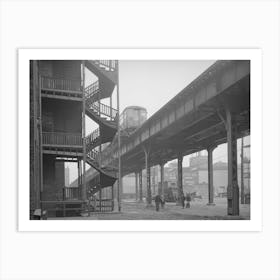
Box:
51;197;250;220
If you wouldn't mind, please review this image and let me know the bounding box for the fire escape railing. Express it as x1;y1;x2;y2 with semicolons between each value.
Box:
42;132;83;146
85;80;99;99
88;149;100;161
87;101;118;120
85;128;100;147
95;60;117;71
63;187;81;200
40;76;82;93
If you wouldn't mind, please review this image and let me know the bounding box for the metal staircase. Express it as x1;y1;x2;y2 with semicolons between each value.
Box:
85;74;116;104
85;128;101;152
86;150;117;178
85;101;118;127
84;60;119;206
85;80;100;103
86;150;117;195
85;60;118;84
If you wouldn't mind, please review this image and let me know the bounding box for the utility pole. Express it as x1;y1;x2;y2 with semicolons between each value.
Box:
152;167;156;195
82;60;86;201
117;61;122;212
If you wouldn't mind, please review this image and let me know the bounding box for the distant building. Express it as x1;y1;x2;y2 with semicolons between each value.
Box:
122;153;250;199
122;166;159;198
189;153;208;170
65;166;70;187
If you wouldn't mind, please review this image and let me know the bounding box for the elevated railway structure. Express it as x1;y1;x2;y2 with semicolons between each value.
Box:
83;60;250;215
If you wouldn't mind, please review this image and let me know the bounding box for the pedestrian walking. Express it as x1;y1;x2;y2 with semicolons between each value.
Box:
186;193;191;208
155;195;162;211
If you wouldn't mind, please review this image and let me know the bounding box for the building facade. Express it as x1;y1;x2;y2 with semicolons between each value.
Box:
30;60;119;218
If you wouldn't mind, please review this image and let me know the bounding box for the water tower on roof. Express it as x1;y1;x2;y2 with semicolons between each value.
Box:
120;106;147;133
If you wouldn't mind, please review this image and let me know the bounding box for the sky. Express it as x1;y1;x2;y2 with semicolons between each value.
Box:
118;60;214;117
67;60;250;183
85;60;215;132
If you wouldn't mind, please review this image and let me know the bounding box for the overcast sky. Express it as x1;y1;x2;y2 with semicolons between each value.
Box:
119;60;214;117
67;60;250;183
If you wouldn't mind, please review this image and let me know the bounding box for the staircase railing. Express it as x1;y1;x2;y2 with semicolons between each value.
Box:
88;149;100;162
42;132;83;146
85;80;99;99
95;60;117;71
87;101;118;120
95;198;114;212
63;187;81;200
87;148;117;170
41;76;82;92
85;128;100;147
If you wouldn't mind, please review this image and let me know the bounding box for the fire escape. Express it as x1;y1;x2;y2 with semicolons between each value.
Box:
84;60;119;211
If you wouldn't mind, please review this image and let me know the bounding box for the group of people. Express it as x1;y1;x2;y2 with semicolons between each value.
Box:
154;192;192;211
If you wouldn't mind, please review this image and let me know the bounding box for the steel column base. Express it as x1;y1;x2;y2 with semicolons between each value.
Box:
206;203;216;206
227;183;239;216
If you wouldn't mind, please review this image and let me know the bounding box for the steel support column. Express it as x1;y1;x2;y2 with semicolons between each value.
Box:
99;188;102;212
117;61;122;212
144;148;152;206
177;154;183;204
160;162;165;199
135;172;139;201
207;146;216;205
77;161;81;192
110;95;113;120
139;170;143;202
152;167;156;196
226;108;239;216
111;185;114;211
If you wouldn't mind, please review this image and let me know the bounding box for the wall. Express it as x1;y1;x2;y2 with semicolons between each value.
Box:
52;60;81;80
55;162;65;190
42;155;56;201
42;156;65;201
39;60;53;77
39;60;81;80
29;61;41;212
42;99;82;134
